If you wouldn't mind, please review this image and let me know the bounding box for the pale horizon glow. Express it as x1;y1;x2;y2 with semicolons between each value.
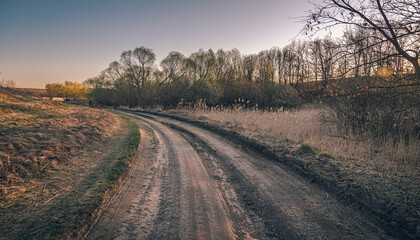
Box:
0;0;325;88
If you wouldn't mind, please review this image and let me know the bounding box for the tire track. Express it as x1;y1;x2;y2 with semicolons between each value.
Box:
137;112;396;240
87;110;396;240
84;122;164;240
124;113;256;240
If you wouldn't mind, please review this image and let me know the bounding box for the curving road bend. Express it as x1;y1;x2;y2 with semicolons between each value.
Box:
84;111;396;240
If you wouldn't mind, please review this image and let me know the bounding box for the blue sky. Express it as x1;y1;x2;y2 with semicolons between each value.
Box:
0;0;322;88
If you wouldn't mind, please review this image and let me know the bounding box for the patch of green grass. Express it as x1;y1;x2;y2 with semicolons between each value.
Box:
106;117;140;182
256;133;293;148
297;144;318;156
0;103;31;112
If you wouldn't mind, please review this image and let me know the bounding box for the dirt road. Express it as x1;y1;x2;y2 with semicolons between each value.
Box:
84;111;396;239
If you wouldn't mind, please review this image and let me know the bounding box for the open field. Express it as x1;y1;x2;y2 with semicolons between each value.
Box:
14;88;47;97
0;89;139;239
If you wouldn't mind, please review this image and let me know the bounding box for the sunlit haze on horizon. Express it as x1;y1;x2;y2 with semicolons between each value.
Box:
0;0;326;88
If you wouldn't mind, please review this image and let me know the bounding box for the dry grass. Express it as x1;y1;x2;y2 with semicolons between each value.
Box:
177;105;419;178
0;89;143;239
0;88;120;206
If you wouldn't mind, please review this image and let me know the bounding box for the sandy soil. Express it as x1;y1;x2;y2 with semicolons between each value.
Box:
85;111;397;239
83;122;162;239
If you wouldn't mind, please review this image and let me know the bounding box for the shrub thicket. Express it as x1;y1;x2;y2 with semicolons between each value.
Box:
88;78;301;110
320;75;420;142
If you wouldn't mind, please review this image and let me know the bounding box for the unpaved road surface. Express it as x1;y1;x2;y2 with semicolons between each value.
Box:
84;111;396;240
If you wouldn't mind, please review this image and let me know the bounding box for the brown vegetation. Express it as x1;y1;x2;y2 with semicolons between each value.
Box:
0;88;119;209
177;105;419;177
0;89;143;239
15;88;47;97
0;89;117;196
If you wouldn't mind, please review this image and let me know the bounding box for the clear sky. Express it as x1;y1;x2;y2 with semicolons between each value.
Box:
0;0;322;88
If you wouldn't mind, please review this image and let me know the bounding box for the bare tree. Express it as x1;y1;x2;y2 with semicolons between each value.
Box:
160;51;186;84
111;46;156;106
304;0;420;77
133;46;156;90
282;42;297;85
186;49;215;83
302;0;420;144
243;55;257;82
311;38;337;83
0;79;16;89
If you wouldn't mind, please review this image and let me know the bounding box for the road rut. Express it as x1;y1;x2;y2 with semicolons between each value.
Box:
84;111;396;239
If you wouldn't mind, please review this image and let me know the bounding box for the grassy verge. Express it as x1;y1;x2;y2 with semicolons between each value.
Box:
143;108;419;239
66;115;140;239
105;116;140;183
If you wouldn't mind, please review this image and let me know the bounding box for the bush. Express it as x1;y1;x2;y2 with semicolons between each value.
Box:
87;77;302;111
186;81;221;106
157;80;189;108
321;75;420;141
258;83;301;109
219;81;257;106
219;81;301;109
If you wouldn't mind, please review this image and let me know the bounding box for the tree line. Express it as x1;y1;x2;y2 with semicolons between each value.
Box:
74;0;417;110
83;0;419;109
45;81;90;101
84;24;417;109
84;46;303;108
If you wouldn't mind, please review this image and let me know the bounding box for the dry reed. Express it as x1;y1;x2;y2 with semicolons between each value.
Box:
182;104;419;177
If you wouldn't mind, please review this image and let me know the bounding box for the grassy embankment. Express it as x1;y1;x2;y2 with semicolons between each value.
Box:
0;89;140;239
162;103;419;238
